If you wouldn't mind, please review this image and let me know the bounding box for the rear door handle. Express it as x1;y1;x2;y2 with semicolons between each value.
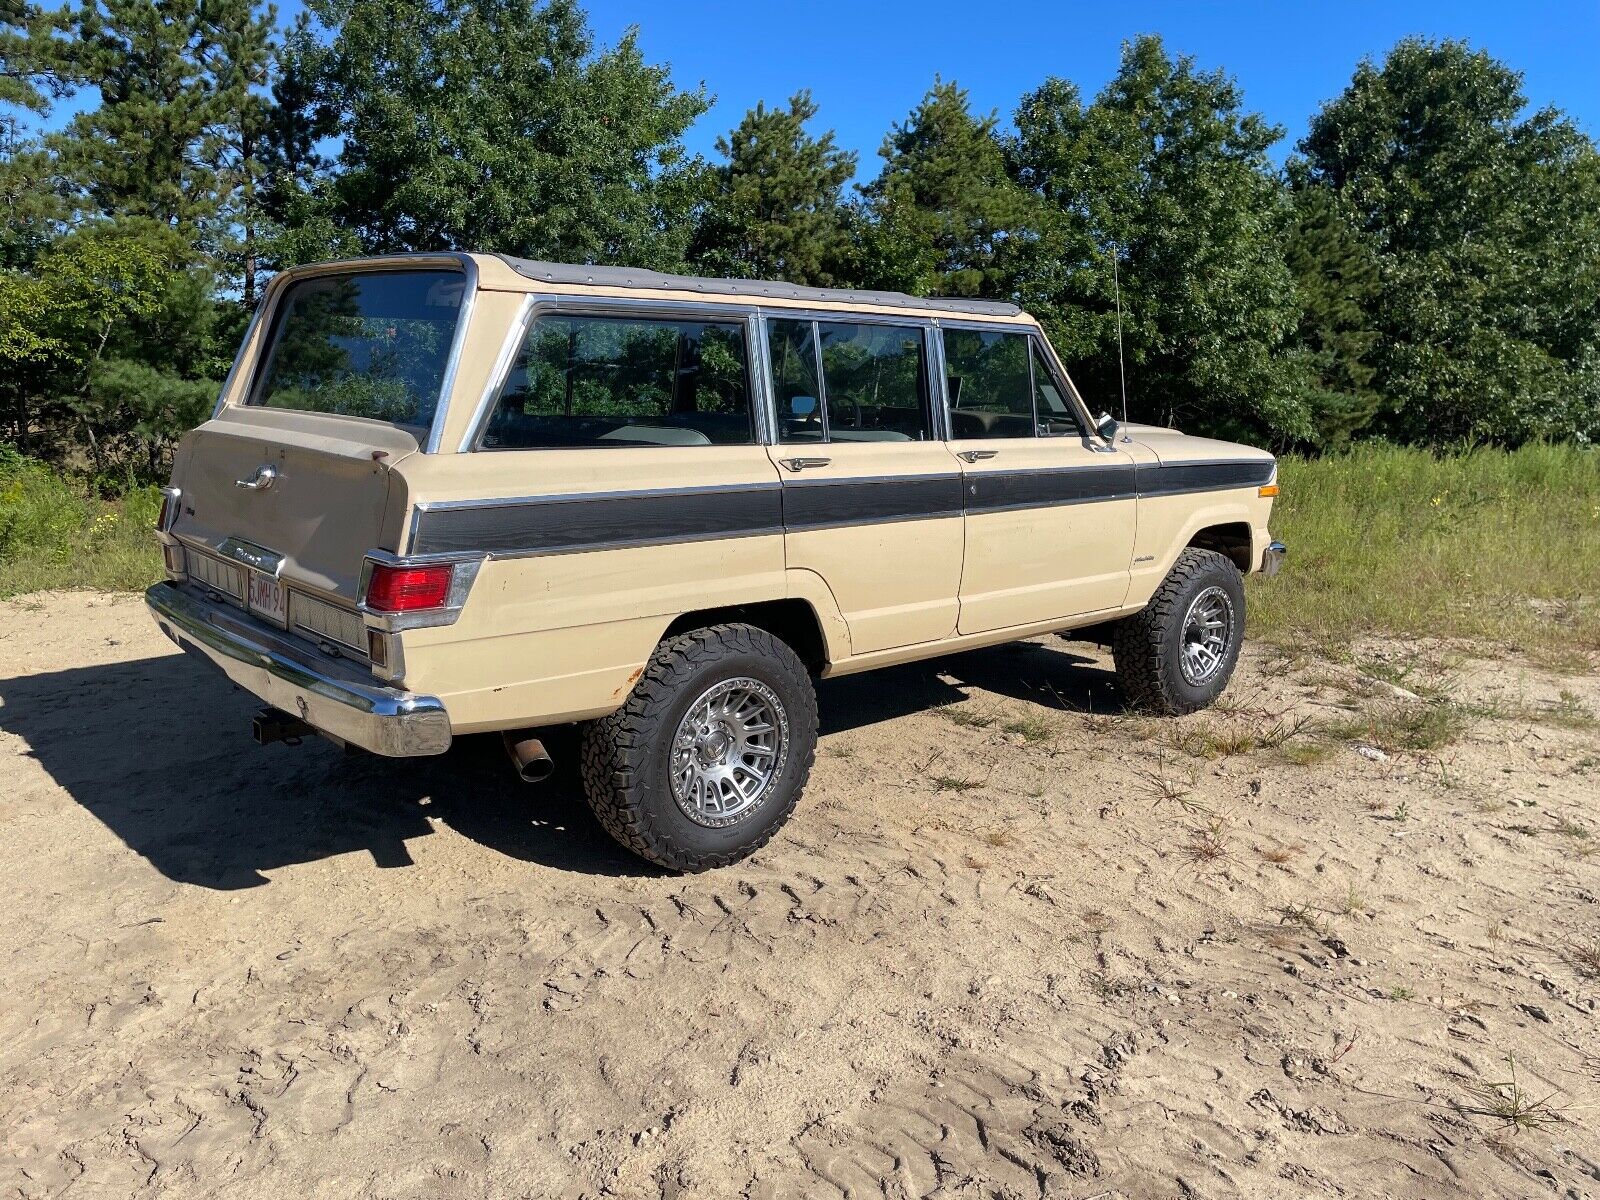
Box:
780;457;832;472
957;450;999;463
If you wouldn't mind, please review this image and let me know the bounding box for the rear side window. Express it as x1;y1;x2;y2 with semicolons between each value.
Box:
483;314;755;449
771;318;931;443
251;270;465;429
943;328;1035;440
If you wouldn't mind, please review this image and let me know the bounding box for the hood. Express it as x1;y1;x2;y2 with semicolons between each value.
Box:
1120;421;1273;466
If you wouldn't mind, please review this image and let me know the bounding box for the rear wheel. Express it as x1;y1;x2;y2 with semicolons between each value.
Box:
579;623;818;871
1112;547;1245;715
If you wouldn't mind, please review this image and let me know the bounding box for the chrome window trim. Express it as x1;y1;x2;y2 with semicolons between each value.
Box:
463;295;765;453
1027;331;1097;437
209;302;267;420
749;310;776;445
455;292;537;452
357;548;487;632
424;256;480;452
939;322;1040;441
215;252;479;450
927;320;953;441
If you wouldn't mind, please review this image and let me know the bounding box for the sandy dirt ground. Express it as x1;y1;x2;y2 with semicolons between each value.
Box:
2;590;1599;1199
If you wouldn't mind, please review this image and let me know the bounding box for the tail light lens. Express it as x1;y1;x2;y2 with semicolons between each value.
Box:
364;563;454;612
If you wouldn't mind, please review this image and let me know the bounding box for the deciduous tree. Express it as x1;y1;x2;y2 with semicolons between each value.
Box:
1010;37;1308;442
1294;37;1600;445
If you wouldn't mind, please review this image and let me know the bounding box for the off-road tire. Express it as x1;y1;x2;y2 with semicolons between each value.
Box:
1112;548;1245;715
579;623;818;872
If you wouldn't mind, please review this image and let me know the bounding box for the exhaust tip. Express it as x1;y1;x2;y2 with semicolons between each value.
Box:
503;732;554;783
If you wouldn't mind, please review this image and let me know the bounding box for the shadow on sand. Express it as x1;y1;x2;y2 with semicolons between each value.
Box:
0;636;1125;889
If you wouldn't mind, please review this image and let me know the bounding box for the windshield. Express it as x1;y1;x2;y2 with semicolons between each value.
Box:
248;270;465;430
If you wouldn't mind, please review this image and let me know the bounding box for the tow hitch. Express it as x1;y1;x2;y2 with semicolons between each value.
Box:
253;706;316;746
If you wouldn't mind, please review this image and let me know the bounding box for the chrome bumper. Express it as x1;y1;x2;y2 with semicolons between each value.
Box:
1260;540;1287;577
145;582;452;757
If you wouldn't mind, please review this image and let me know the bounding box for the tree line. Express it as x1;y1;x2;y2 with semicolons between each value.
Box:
2;0;1597;489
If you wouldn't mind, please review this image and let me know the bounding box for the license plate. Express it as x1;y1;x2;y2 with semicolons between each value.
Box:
247;570;288;627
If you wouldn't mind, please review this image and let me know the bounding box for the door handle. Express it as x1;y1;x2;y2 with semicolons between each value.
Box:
957;450;999;463
779;457;832;472
235;464;278;490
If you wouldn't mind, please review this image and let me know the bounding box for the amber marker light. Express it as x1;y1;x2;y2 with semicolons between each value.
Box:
1258;484;1280;498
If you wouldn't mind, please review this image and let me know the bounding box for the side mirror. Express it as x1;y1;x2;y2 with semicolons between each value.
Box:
1095;411;1119;441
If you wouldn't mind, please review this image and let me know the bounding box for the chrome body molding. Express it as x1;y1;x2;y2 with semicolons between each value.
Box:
1260;540;1288;577
146;582;452;757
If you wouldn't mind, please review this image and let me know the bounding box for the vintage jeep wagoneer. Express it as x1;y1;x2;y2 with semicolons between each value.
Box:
147;253;1285;870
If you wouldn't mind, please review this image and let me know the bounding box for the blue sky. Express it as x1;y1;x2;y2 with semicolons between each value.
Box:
29;0;1600;179
580;0;1599;177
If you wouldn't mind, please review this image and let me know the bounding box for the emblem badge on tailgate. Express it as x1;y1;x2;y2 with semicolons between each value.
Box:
218;537;284;576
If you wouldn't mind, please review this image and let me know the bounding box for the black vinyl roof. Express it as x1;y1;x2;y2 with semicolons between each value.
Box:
496;255;1023;318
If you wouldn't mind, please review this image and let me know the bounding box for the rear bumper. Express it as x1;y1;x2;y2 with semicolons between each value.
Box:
145;582;452;757
1260;540;1287;577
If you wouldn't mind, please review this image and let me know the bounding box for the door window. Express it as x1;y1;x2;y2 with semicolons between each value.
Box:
771;318;932;443
942;328;1035;440
481;313;754;449
1032;343;1083;436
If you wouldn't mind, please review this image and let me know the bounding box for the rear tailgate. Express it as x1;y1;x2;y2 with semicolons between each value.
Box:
170;418;414;602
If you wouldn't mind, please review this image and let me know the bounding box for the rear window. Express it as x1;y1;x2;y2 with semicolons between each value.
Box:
481;313;755;449
249;270;465;429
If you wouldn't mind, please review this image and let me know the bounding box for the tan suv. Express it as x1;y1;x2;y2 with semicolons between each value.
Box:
147;253;1285;870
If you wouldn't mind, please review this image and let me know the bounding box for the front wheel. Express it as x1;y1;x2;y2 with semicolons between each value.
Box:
579;623;818;871
1112;548;1246;715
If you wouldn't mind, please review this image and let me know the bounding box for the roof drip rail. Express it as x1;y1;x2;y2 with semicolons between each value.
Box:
492;255;1022;318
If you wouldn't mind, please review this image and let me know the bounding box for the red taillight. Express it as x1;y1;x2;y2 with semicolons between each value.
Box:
365;563;453;612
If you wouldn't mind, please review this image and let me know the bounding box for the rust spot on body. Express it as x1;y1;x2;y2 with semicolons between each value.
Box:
611;667;645;699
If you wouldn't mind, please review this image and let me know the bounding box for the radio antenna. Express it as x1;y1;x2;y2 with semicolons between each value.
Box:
1111;244;1129;429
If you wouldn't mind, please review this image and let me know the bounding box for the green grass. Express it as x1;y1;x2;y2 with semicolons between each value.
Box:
3;441;1598;675
1249;444;1600;666
0;448;163;597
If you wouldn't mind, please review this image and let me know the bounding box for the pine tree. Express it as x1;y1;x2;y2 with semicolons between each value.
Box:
862;79;1035;298
54;0;218;232
309;0;708;265
690;90;856;286
196;0;275;304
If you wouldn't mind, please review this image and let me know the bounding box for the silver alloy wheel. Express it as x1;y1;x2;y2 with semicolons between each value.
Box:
670;677;789;827
1179;585;1235;686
